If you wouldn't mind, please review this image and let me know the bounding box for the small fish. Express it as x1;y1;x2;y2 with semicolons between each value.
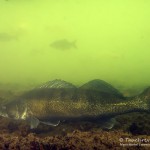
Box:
0;32;17;42
50;39;77;50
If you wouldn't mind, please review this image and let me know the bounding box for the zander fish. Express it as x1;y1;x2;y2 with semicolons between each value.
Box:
0;80;149;129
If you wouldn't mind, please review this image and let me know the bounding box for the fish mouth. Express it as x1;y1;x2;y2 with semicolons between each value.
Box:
0;112;8;118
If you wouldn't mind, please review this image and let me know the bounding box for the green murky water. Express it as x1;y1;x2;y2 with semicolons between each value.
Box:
0;0;150;92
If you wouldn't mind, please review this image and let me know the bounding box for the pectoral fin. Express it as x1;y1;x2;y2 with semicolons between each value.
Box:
27;117;40;129
101;118;116;130
40;120;60;127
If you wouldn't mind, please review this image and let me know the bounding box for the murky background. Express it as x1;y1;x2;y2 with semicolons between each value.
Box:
0;0;150;94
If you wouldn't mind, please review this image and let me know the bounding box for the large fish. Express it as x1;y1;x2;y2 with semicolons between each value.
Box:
0;80;149;129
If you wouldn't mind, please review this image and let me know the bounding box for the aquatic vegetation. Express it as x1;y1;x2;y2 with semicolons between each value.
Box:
0;126;150;150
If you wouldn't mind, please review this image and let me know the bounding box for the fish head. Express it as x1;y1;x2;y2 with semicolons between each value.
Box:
0;105;8;118
0;101;28;120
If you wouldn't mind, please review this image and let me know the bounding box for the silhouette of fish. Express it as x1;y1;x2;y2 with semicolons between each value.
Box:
0;32;17;42
50;39;77;50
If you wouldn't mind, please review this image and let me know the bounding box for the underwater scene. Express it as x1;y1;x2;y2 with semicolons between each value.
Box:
0;0;150;149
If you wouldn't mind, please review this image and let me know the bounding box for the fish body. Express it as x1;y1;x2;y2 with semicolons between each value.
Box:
0;88;149;129
0;80;149;129
50;39;77;50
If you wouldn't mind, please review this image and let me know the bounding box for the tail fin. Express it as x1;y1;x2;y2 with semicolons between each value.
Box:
72;40;77;48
